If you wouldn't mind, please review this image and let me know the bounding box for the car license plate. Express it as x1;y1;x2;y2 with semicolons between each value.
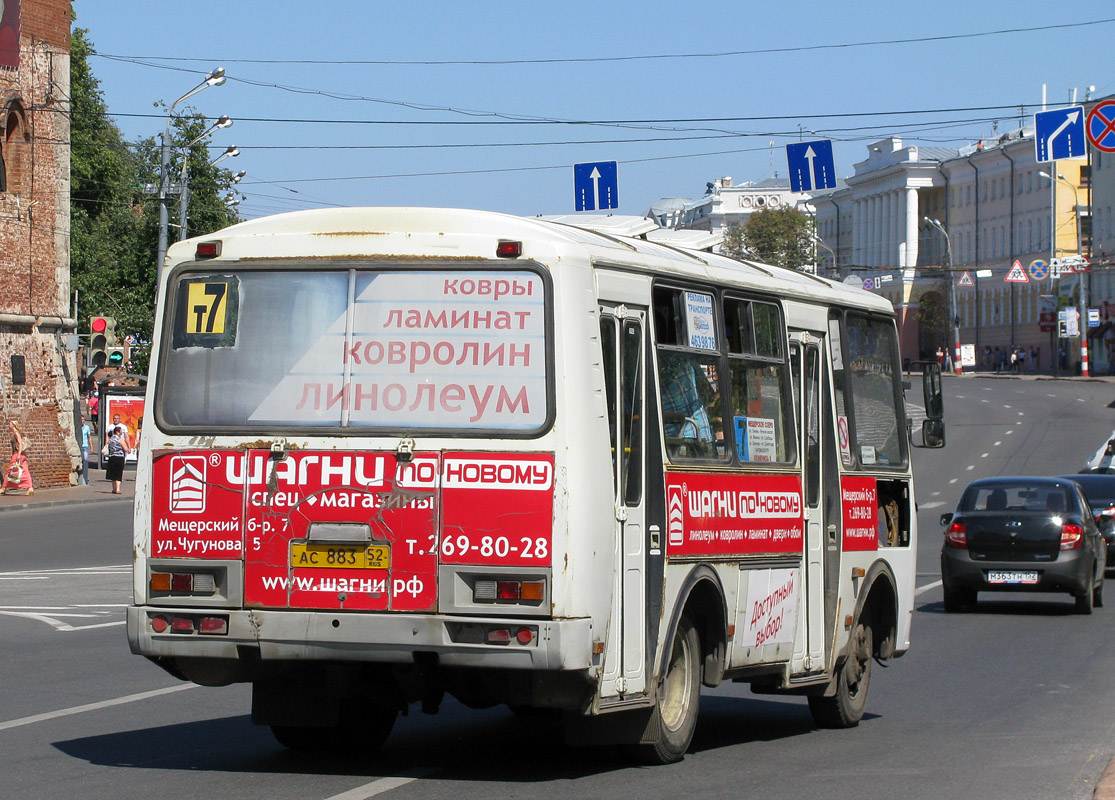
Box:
290;543;390;570
987;570;1039;585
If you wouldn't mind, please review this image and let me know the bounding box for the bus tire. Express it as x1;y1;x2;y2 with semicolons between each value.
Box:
271;698;397;753
639;614;701;764
809;620;872;729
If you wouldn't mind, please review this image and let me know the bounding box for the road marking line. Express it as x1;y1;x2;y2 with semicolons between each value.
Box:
920;501;946;509
981;453;989;458
0;684;197;732
949;479;958;484
0;565;129;577
966;465;975;470
1006;430;1014;435
1004;404;1012;408
994;441;1002;446
325;769;437;800
0;610;125;632
915;580;942;596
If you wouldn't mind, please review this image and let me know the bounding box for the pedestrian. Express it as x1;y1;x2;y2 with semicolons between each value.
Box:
944;349;953;373
1009;348;1017;372
79;414;91;486
993;346;1002;373
88;389;99;433
104;424;130;494
2;419;33;496
1059;345;1067;371
936;347;944;368
983;345;992;371
1030;345;1037;372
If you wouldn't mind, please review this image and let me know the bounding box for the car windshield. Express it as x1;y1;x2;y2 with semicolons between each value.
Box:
1067;477;1115;509
959;483;1075;514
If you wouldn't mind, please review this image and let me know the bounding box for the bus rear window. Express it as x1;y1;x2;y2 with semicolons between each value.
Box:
157;267;549;433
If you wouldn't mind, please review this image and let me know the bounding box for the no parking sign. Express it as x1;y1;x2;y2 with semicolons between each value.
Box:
1088;100;1115;153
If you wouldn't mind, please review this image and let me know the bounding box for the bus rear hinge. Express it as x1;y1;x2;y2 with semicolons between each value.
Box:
396;436;415;463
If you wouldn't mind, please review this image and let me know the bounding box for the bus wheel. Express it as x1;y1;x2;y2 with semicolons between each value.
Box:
271;698;397;753
641;614;701;764
809;620;872;729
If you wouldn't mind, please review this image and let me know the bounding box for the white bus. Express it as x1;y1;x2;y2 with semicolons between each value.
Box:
128;207;943;763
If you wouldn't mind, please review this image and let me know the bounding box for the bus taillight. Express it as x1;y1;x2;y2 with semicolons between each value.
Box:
474;578;545;604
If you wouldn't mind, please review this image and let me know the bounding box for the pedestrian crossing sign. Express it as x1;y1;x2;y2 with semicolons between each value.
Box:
957;271;974;287
1005;260;1029;283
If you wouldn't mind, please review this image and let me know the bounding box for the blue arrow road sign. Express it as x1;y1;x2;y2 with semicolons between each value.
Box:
574;161;618;211
786;140;836;192
1034;106;1086;162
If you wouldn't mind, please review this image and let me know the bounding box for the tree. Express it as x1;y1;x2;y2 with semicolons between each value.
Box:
720;206;814;271
70;26;241;374
916;285;950;346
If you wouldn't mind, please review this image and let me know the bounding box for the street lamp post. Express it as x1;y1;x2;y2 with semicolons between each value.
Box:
809;232;836;276
177;115;233;241
924;217;962;375
156;67;227;295
1040;170;1089;376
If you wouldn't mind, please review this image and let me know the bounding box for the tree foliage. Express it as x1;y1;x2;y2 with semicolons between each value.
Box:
916;285;950;344
70;26;241;374
720;206;814;271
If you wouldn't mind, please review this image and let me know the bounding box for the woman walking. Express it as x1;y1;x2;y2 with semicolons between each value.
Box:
2;419;33;495
105;424;130;494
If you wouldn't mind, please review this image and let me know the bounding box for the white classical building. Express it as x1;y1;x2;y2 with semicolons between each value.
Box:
812;132;1099;369
647;176;813;234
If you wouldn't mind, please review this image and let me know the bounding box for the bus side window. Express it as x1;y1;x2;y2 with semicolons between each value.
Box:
600;317;619;482
724;298;794;464
653;286;725;462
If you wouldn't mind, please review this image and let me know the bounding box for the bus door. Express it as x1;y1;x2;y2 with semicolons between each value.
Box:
789;332;829;673
599;306;647;698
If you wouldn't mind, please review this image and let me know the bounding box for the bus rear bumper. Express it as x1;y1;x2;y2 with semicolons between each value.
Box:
127;605;593;674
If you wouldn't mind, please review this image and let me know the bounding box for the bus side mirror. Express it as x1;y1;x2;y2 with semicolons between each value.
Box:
921;362;943;420
921;419;945;448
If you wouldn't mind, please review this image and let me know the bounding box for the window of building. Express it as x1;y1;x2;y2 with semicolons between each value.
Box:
2;104;27;194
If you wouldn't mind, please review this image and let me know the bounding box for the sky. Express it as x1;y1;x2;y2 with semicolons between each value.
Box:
72;1;1115;223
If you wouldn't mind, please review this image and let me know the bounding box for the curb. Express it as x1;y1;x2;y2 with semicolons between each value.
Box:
0;492;132;514
1095;754;1115;799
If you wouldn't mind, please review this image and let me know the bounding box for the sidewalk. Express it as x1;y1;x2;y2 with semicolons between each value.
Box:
0;474;134;513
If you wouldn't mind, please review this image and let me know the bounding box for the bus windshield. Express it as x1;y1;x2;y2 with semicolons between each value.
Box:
156;266;549;433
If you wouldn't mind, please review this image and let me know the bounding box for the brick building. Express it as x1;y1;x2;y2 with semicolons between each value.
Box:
1;0;77;488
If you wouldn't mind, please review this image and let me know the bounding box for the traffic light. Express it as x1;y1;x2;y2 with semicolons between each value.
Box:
107;347;126;367
89;316;117;367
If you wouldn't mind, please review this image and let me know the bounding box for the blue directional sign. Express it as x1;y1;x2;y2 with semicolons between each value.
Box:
786;139;837;193
1034;106;1086;162
574;161;618;212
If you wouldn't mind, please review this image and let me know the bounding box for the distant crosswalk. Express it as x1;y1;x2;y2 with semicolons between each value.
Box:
0;564;129;632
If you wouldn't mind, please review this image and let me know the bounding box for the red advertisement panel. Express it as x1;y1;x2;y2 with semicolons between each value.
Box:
439;452;555;567
665;472;803;557
151;449;556;608
101;395;145;456
241;451;439;611
151;450;246;559
840;475;879;552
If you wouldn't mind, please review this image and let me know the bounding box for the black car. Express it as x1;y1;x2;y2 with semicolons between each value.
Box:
940;477;1105;614
1056;473;1115;569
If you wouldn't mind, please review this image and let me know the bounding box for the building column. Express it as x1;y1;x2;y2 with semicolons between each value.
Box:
905;186;919;269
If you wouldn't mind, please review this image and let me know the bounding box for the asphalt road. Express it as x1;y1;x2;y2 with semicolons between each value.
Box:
2;375;1114;800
